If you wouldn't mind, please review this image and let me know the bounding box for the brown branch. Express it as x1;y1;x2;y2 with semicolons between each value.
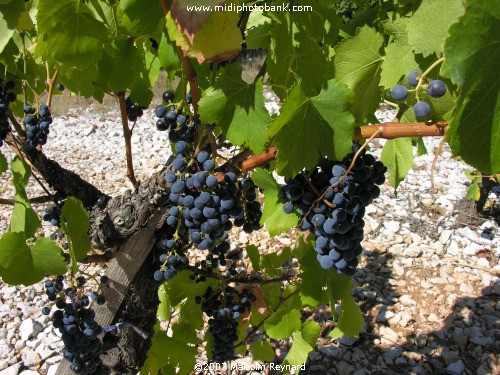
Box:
430;136;446;194
241;122;448;173
0;195;53;206
46;70;59;108
118;92;138;188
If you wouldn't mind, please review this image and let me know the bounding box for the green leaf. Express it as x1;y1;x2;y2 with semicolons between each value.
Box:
119;0;164;37
260;247;291;278
381;138;414;189
250;339;275;362
380;43;418;89
31;237;67;276
0;152;6;174
467;181;480;201
300;320;321;348
245;12;272;50
268;79;355;177
264;308;301;339
0;0;24;53
405;0;465;57
10;156;41;239
157;284;170;321
36;0;107;66
283;331;314;367
163;270;219;306
334;26;384;122
251;168;300;236
0;232;43;285
296;237;328;307
60;197;91;271
246;245;261;272
198;64;271;153
157;29;181;72
441;0;500;173
329;295;364;339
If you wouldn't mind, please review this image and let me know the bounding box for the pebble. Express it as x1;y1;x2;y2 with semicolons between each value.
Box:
446;359;465;374
19;319;43;342
376;310;395;323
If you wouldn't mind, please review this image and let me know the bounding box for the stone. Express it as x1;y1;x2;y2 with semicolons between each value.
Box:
0;363;22;375
335;361;356;375
439;230;453;244
383;346;403;361
376;310;395;323
339;335;357;347
47;365;59;375
399;295;416;306
20;348;41;367
446;360;465;374
20;371;40;375
379;326;399;345
19;318;43;341
383;221;400;233
442;349;460;365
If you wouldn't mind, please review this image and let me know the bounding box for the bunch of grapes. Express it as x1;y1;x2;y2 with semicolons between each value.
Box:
0;80;16;147
43;204;61;227
43;276;104;374
24;104;53;148
390;70;447;119
153;90;196;143
153;140;262;282
196;286;255;362
125;96;146;122
282;148;387;276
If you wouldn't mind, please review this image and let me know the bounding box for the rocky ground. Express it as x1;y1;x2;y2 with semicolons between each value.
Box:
0;91;498;375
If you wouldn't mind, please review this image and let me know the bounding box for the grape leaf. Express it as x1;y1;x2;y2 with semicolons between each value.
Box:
329;295;364;339
380;43;418;89
381;138;414;189
381;14;409;45
250;339;275;362
157;284;170;321
170;0;222;41
300;320;321;348
36;0;107;66
260;247;291;278
119;0;164;37
405;0;465;57
10;156;41;239
163;270;219;306
441;0;500;173
0;232;43;285
0;0;24;53
251;168;300;236
264;308;301;339
60;197;91;271
283;331;314;367
267;79;355;177
31;237;67;276
157;29;181;72
0;152;7;174
246;245;261;272
467;181;480;201
334;25;384;123
198;64;270;153
245;12;272;50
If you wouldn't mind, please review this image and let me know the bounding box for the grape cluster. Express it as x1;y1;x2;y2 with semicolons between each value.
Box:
153;90;196;142
43;204;61;227
389;70;447;119
125;97;146;122
153;140;262;282
0;80;16;147
24;104;53;148
197;286;255;362
43;277;103;374
282;149;387;276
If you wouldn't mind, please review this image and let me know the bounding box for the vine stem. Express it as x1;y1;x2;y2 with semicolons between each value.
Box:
415;56;445;101
118;92;138;188
430;136;446;195
46;69;59;108
240;122;448;173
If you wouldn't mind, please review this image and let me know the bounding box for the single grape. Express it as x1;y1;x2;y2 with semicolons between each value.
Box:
391;85;408;101
427;80;446;98
163;90;174;102
56;83;65;91
413;101;431;119
407;71;421;87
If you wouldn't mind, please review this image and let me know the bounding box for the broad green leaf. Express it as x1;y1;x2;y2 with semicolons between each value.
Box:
10;156;41;239
119;0;164;37
0;152;6;174
0;232;43;285
163;270;219;306
264;308;301;339
381;138;414;189
198;64;270;153
268;80;355;177
170;0;221;40
296;238;328;307
259;283;281;311
283;331;314;367
246;245;261;272
157;284;170;321
260;247;291;278
405;0;465;57
467;181;480;201
300;320;321;348
334;26;384;122
325;270;353;302
0;0;25;53
251;169;300;236
250;339;275;362
97;37;146;93
60;197;91;271
31;237;67;276
36;0;107;66
441;0;500;173
329;295;364;339
157;29;181;72
245;12;272;50
381;14;409;45
380;43;418;89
